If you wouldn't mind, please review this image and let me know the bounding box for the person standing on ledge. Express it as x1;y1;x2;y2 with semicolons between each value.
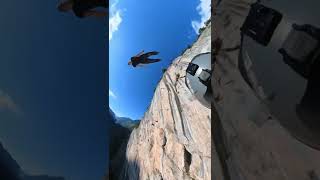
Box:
57;0;108;18
128;50;161;67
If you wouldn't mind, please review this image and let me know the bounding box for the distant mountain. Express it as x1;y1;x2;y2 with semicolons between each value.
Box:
109;108;140;130
116;117;140;131
0;142;65;180
108;108;116;121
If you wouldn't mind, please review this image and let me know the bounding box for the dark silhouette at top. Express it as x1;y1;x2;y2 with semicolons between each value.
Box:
128;51;161;67
57;0;108;18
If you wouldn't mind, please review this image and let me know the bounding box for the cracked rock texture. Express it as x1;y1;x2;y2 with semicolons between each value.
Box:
118;23;212;180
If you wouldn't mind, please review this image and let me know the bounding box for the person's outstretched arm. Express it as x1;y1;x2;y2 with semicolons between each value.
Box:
83;10;107;17
135;50;144;57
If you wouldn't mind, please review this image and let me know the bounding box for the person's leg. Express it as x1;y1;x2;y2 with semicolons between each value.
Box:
145;51;159;57
144;58;161;64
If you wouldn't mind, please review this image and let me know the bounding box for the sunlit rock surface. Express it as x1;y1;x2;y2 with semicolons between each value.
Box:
117;22;212;180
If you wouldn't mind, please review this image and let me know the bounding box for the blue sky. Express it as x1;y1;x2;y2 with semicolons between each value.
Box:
109;0;211;120
0;1;108;180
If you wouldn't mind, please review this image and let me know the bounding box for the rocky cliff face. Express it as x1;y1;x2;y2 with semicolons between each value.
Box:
117;23;212;180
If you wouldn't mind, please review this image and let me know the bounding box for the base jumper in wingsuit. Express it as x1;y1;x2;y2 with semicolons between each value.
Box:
128;50;161;67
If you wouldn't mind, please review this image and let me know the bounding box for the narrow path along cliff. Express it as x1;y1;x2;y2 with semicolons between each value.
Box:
117;22;212;180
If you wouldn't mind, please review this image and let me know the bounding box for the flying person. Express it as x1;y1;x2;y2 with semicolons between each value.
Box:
128;50;161;67
57;0;108;18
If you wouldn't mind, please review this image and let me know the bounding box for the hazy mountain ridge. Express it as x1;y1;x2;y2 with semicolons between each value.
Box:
116;117;140;131
109;109;140;130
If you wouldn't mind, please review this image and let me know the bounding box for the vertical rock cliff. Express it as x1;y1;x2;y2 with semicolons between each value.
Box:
116;22;212;180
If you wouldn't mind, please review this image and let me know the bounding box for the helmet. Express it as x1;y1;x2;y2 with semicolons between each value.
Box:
185;52;212;109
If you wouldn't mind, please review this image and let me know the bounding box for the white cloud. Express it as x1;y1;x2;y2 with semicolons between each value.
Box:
191;0;211;34
109;89;117;99
110;106;123;118
109;1;123;40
